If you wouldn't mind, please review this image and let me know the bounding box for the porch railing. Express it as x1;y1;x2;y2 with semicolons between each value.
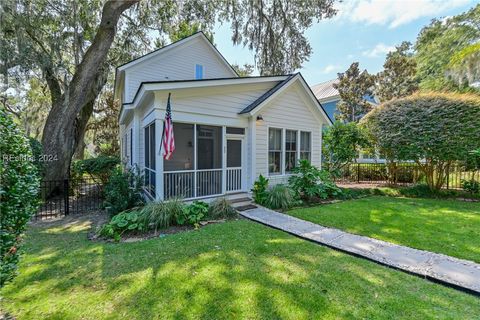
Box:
226;167;242;192
164;168;225;199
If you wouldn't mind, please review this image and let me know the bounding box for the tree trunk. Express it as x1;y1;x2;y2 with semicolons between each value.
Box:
73;99;95;160
41;0;139;182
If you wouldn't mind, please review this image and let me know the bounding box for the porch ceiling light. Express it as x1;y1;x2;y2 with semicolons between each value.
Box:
256;115;264;121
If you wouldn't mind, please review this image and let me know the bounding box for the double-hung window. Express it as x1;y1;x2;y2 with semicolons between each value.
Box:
285;130;297;173
300;131;311;162
268;128;282;175
144;122;156;198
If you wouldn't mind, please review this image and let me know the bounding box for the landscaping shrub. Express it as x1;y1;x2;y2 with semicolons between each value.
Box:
139;198;184;232
362;92;480;190
265;184;296;210
72;155;120;184
104;166;144;216
28;137;44;176
176;201;209;228
251;174;269;205
0;107;40;287
99;209;144;241
208;197;237;219
289;159;342;201
461;180;480;195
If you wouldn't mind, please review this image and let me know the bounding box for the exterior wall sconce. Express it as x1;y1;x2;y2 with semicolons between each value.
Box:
256;115;264;121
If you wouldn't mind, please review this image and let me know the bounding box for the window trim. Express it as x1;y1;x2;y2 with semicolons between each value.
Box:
267;126;312;177
300;131;312;163
268;127;283;175
195;64;204;80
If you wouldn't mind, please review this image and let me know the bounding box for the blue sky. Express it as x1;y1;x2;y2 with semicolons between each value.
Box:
214;0;477;86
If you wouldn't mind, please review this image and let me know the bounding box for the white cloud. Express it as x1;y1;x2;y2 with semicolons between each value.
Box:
336;0;471;28
321;64;341;74
362;43;396;57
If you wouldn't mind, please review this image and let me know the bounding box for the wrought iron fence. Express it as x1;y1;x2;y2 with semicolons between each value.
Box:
35;177;104;220
335;162;480;189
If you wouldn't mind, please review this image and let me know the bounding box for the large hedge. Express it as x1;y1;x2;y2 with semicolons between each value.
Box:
0;107;39;287
362;92;480;189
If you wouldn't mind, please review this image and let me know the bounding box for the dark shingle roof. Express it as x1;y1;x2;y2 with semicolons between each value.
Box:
239;74;296;114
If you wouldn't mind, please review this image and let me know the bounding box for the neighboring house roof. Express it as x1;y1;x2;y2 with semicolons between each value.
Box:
311;79;339;101
239;74;296;114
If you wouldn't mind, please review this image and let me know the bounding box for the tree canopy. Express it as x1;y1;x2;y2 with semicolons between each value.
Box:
0;0;337;181
333;62;375;122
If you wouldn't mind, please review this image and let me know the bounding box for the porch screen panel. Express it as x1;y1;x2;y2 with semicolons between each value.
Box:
144;122;156;198
268;128;282;174
163;123;195;199
163;123;194;171
285;130;297;173
300;131;311;162
196;125;222;196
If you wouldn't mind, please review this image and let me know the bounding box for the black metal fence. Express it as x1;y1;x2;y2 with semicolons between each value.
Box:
336;162;480;189
35;177;104;220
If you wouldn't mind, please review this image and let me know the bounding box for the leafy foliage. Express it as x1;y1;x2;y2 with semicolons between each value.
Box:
208;198;237;219
323;122;370;174
289;159;341;201
375;41;418;102
139;198;185;233
0;107;39;287
72;155;120;184
362;92;480;189
251;174;269;205
232;63;254;76
28;137;44;176
265;184;296;211
176;201;209;228
414;4;480;91
103;166;144;216
334;62;375;122
99;209;144;242
461;180;480;195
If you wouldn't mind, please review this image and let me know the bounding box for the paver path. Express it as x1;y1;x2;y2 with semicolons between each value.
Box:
241;207;480;295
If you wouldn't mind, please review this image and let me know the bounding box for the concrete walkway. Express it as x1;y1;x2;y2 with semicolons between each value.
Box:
241;207;480;295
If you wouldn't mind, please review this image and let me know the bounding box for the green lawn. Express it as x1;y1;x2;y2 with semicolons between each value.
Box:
2;216;479;319
288;196;480;263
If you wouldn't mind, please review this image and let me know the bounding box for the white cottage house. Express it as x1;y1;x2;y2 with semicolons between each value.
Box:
116;32;332;200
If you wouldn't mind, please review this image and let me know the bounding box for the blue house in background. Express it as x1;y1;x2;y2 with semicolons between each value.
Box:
311;79;378;123
311;79;383;163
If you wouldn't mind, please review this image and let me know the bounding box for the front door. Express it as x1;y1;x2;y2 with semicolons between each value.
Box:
226;138;243;192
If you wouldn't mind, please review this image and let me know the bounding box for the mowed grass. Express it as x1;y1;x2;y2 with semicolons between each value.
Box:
2;216;479;320
288;196;480;263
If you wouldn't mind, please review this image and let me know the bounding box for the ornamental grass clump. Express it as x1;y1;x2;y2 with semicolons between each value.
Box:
265;184;296;211
208;197;237;219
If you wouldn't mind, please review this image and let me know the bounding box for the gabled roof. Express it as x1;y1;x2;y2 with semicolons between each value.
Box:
116;31;238;76
238;73;333;125
311;79;339;101
239;74;296;114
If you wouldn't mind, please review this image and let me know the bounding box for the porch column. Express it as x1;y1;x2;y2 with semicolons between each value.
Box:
155;118;164;201
132;109;141;166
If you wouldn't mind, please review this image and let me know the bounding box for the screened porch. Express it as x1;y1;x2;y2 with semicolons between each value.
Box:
147;122;245;200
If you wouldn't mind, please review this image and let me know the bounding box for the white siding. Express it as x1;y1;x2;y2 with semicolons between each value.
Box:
125;37;236;102
255;84;323;186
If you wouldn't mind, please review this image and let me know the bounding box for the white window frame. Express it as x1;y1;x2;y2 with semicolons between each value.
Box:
300;131;312;163
267;127;312;177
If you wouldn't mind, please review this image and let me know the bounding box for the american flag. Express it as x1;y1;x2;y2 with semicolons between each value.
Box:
161;93;175;160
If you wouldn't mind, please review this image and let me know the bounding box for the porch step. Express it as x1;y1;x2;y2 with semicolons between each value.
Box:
228;197;252;204
235;204;258;211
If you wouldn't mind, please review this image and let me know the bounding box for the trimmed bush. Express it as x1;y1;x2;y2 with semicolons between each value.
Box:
0;107;39;287
362;92;480;190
